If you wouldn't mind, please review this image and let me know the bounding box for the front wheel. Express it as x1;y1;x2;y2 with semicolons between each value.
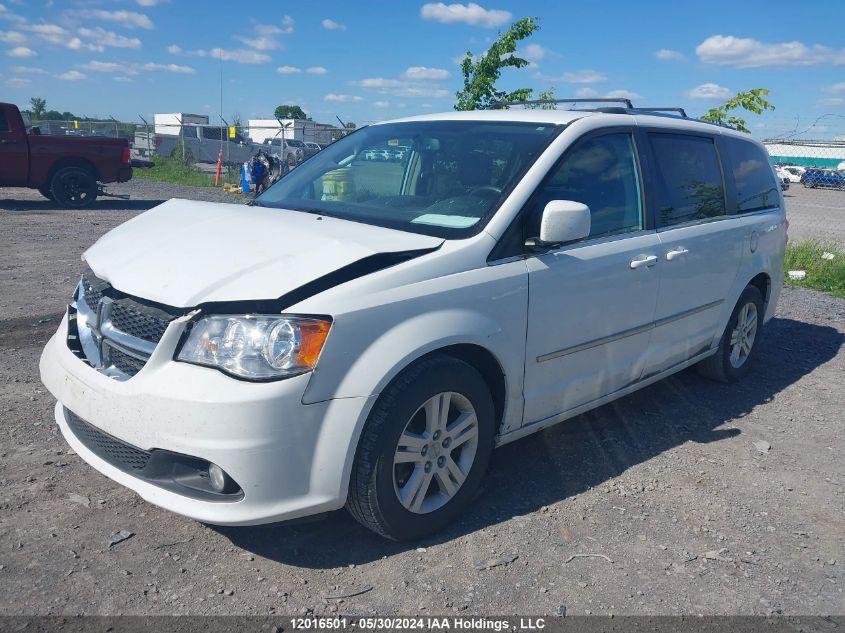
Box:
50;166;98;209
697;285;764;382
346;355;495;540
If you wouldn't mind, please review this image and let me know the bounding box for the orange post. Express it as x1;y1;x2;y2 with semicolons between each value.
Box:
214;148;223;187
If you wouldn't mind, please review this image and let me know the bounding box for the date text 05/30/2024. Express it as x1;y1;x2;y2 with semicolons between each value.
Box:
290;617;547;630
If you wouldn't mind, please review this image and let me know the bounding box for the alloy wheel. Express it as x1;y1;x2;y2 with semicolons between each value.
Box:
392;391;479;514
729;302;758;368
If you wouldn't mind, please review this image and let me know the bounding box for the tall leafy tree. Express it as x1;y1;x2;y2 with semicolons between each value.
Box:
699;88;775;133
455;17;540;111
274;104;307;120
29;97;47;120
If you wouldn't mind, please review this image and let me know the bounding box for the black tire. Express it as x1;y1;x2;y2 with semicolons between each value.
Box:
697;285;765;383
49;165;98;209
37;186;54;200
346;354;495;541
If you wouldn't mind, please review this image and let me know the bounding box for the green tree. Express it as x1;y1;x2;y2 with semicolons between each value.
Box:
455;17;540;111
699;88;775;133
274;104;307;120
29;96;47;120
524;88;557;109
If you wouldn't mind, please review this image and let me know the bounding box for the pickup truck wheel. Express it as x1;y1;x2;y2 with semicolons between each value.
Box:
347;355;494;541
696;285;764;383
50;166;98;209
37;186;54;201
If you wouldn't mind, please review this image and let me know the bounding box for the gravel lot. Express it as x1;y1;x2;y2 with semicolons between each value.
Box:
783;185;845;246
1;181;843;617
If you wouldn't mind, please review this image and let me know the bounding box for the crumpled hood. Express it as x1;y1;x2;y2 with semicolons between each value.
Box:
84;199;443;308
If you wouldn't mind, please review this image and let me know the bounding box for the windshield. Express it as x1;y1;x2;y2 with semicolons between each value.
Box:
287;139;305;147
254;120;562;238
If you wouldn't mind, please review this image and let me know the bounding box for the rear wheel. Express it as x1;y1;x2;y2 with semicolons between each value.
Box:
697;285;764;383
347;355;495;541
49;166;98;209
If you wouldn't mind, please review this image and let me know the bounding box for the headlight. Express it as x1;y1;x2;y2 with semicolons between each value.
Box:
176;315;331;380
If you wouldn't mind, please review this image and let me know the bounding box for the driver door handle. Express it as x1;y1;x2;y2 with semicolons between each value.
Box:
666;247;689;261
630;254;658;269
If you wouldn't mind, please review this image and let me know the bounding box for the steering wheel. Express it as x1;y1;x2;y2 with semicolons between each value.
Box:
468;185;502;198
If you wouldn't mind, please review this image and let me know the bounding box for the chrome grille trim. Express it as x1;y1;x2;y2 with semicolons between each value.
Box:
70;270;178;380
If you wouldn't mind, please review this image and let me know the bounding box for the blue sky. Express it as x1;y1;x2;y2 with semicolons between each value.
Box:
2;0;844;138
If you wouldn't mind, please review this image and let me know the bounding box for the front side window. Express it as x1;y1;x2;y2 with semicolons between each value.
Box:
255;121;562;238
528;132;643;240
649;133;725;228
725;137;780;213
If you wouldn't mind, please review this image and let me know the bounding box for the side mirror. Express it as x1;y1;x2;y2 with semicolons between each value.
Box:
528;200;591;249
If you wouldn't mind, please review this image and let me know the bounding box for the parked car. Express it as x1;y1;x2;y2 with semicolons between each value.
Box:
304;141;322;159
780;165;805;183
801;168;845;190
40;106;785;540
262;137;304;166
0;102;132;208
156;125;259;166
775;167;790;191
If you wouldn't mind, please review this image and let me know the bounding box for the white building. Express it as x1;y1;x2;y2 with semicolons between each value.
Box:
764;139;845;169
153;113;209;136
247;119;336;145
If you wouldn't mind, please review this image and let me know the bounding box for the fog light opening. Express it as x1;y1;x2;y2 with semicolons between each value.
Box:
208;463;231;493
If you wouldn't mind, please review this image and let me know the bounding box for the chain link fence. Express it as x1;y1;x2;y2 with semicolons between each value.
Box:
764;138;845;247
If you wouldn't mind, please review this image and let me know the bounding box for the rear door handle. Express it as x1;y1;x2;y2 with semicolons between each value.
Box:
630;255;658;269
666;247;689;261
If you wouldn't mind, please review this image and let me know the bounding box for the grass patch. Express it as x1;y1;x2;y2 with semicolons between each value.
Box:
784;240;845;298
134;156;241;189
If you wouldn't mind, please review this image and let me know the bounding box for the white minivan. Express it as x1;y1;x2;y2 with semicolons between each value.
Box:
40;104;786;540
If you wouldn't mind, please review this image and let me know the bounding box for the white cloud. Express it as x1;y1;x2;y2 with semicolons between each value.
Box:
655;48;684;61
141;62;194;73
58;70;86;81
237;35;279;50
81;10;154;30
10;65;46;74
373;100;390;108
604;89;642;101
561;69;607;83
324;93;363;102
236;18;293;51
520;43;553;61
420;2;511;28
824;82;845;94
7;45;34;56
356;76;450;98
686;82;732;100
136;0;164;5
6;77;31;87
696;34;845;68
188;47;270;64
535;69;607;84
82;60;125;73
322;18;346;31
402;66;450;80
574;87;642;101
0;29;25;43
277;65;301;74
819;97;845;106
0;3;25;23
77;27;142;49
256;16;294;36
167;44;181;54
307;66;328;75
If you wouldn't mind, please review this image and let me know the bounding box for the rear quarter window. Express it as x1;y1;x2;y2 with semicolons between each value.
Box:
724;137;780;213
0;110;8;133
648;133;726;228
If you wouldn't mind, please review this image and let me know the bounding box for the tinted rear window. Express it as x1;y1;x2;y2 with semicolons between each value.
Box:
648;133;726;228
0;110;8;133
724;137;780;212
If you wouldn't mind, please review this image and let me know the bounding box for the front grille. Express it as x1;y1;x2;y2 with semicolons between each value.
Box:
65;408;151;472
106;345;147;376
71;270;181;379
109;299;174;344
81;270;108;308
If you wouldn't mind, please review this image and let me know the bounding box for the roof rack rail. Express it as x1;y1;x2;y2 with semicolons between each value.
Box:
488;97;634;110
630;107;688;117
